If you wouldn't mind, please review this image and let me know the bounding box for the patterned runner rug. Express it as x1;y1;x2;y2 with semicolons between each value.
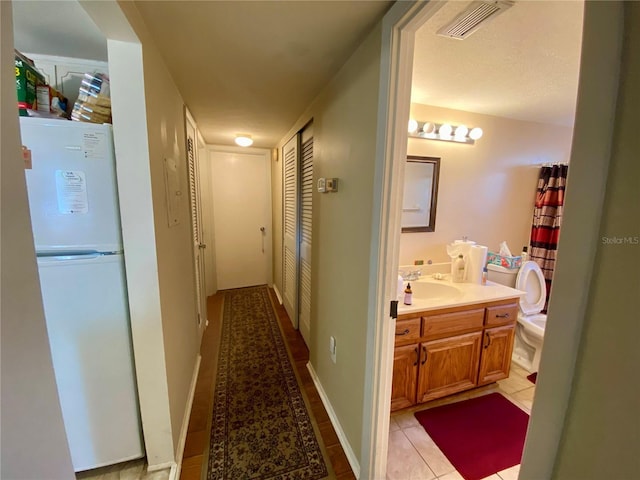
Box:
205;286;330;479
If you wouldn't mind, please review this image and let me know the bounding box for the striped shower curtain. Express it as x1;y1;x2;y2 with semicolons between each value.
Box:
529;164;568;304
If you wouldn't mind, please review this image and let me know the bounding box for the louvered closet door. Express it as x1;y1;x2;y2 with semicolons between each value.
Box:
298;132;313;347
282;135;299;328
186;113;206;330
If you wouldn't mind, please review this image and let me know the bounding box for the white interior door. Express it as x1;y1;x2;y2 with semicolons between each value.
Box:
185;110;207;332
298;129;313;346
211;148;272;290
282;136;299;328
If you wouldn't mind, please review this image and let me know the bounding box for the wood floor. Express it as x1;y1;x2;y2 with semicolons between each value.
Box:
179;288;355;480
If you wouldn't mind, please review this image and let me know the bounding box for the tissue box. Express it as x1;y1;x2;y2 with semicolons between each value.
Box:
487;252;522;269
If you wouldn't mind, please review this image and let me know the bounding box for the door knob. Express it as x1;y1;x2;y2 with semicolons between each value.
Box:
260;227;265;232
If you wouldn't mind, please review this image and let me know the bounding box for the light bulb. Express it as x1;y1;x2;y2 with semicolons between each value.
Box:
438;123;452;137
469;127;483;140
408;119;418;133
235;135;253;147
422;122;436;134
455;125;468;138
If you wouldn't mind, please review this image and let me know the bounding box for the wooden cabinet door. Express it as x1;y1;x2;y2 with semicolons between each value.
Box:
417;332;482;403
391;344;419;412
478;324;515;385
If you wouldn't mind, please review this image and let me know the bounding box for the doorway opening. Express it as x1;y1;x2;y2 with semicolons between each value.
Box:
388;1;583;476
363;1;623;479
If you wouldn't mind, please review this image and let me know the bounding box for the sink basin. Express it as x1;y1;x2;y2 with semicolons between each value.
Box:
408;280;462;301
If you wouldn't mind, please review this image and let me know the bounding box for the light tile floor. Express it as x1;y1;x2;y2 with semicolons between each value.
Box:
387;363;536;480
75;458;170;480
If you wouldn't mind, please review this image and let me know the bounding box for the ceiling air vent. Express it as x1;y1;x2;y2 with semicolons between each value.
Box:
436;0;515;40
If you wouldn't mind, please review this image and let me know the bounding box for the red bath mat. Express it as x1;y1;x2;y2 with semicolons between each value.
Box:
414;393;529;480
527;372;538;384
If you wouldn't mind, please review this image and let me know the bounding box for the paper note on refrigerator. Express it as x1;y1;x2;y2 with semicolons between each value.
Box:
83;131;107;159
56;170;89;214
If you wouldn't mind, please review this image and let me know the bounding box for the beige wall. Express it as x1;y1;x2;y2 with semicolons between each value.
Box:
518;1;629;478
552;3;639;477
116;2;200;458
81;0;201;466
273;24;384;462
0;2;75;477
400;104;573;265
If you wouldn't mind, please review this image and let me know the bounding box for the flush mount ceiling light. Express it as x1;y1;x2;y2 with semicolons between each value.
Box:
235;134;253;147
407;120;483;145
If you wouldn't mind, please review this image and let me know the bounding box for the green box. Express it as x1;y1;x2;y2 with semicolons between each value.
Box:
15;52;44;116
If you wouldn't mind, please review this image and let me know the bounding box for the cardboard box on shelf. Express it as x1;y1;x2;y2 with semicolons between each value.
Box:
36;85;69;116
15;50;45;116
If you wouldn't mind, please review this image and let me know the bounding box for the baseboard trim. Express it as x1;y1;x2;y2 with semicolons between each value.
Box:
273;284;283;305
171;354;202;480
147;461;175;473
168;462;178;479
307;362;360;478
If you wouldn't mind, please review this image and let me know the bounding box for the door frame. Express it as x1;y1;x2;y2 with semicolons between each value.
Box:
363;1;624;479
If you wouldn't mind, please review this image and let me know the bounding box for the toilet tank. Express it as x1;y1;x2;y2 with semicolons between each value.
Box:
486;264;518;287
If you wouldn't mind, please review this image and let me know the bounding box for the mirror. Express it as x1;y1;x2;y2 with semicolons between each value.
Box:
401;156;440;233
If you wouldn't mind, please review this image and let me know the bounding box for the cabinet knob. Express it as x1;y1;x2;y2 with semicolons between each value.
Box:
395;329;410;336
496;313;510;318
421;346;427;365
414;347;419;366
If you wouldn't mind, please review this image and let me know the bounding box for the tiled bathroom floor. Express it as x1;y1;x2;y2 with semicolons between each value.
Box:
387;363;536;480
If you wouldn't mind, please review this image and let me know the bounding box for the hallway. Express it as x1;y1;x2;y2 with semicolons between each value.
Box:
180;288;355;480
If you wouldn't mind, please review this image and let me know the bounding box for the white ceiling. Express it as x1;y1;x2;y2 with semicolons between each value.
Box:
131;0;393;147
12;0;584;146
412;1;584;127
12;0;108;62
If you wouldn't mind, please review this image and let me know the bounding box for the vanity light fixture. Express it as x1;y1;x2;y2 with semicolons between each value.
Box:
408;120;483;145
235;134;253;147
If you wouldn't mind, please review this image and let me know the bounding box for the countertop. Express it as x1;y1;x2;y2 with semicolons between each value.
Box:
397;276;525;315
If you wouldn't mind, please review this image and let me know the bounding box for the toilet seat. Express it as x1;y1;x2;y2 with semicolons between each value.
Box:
515;261;546;315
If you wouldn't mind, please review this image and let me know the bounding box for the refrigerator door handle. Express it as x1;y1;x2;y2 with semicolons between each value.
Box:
39;253;101;260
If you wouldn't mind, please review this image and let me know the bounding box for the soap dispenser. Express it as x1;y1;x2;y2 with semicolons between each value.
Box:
452;254;466;283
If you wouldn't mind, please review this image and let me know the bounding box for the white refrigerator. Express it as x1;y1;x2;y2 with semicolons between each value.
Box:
20;117;144;471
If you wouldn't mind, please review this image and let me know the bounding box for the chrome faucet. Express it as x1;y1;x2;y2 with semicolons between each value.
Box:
400;269;422;281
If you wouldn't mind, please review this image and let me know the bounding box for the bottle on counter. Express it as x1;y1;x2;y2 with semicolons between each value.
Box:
482;266;488;285
404;283;413;305
521;246;529;263
452;254;466;283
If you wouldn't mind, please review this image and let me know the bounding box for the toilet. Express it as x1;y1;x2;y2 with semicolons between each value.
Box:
486;261;547;373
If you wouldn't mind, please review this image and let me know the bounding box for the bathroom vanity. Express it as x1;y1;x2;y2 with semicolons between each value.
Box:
391;277;522;412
